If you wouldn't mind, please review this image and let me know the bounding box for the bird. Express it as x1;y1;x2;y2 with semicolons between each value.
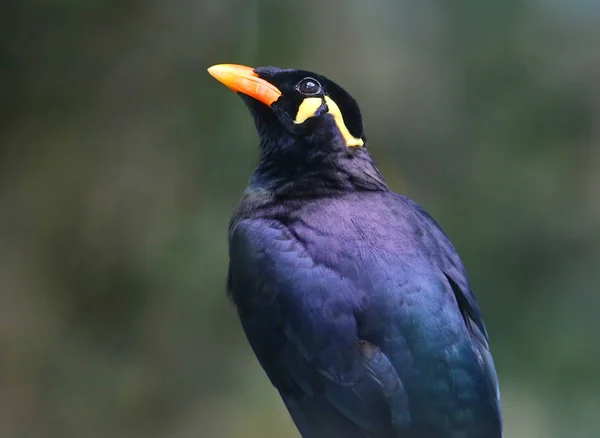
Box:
208;63;503;438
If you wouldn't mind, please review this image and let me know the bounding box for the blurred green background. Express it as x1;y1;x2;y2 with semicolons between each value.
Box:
1;1;599;437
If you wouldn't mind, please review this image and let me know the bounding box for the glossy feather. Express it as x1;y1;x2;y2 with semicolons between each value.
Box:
228;191;502;438
213;64;503;438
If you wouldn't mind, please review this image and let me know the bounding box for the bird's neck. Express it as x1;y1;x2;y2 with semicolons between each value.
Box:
249;142;388;198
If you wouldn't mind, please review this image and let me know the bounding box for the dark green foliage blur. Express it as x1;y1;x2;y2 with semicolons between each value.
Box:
1;1;598;437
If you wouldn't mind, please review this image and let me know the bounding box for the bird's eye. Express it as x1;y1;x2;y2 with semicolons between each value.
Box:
296;78;322;96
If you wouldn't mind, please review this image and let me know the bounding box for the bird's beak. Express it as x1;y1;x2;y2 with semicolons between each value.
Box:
208;64;282;107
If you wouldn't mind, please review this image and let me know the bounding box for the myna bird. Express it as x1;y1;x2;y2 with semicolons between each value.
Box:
208;63;503;438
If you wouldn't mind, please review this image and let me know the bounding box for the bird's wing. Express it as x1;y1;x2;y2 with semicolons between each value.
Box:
444;272;502;403
403;199;490;338
228;218;409;438
408;198;503;428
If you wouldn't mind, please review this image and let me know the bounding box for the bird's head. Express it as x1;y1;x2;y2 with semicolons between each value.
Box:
208;64;384;192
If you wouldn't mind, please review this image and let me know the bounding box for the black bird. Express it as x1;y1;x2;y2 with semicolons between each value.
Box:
208;63;503;438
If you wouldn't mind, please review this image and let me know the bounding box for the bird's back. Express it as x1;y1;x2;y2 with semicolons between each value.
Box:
228;190;502;438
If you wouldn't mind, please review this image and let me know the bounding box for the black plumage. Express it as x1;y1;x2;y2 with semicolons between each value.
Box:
209;64;503;438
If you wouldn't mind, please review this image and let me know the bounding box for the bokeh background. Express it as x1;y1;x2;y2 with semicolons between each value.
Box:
1;1;599;437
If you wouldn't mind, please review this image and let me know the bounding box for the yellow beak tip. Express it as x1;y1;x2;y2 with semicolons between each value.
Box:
207;64;226;78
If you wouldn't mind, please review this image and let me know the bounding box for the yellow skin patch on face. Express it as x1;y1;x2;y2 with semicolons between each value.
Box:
294;97;323;124
293;96;364;147
324;96;364;147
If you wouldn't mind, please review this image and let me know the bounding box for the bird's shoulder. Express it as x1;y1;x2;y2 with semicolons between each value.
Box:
228;189;467;293
227;189;479;340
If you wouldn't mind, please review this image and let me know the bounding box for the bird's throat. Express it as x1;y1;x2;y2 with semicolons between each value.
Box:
251;146;387;197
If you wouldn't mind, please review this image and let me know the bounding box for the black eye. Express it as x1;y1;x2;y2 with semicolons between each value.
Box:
296;78;322;96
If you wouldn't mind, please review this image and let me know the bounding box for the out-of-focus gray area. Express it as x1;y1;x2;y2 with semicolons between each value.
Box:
1;1;599;437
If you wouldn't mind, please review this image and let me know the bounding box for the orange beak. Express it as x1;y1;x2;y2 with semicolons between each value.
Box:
207;64;282;107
